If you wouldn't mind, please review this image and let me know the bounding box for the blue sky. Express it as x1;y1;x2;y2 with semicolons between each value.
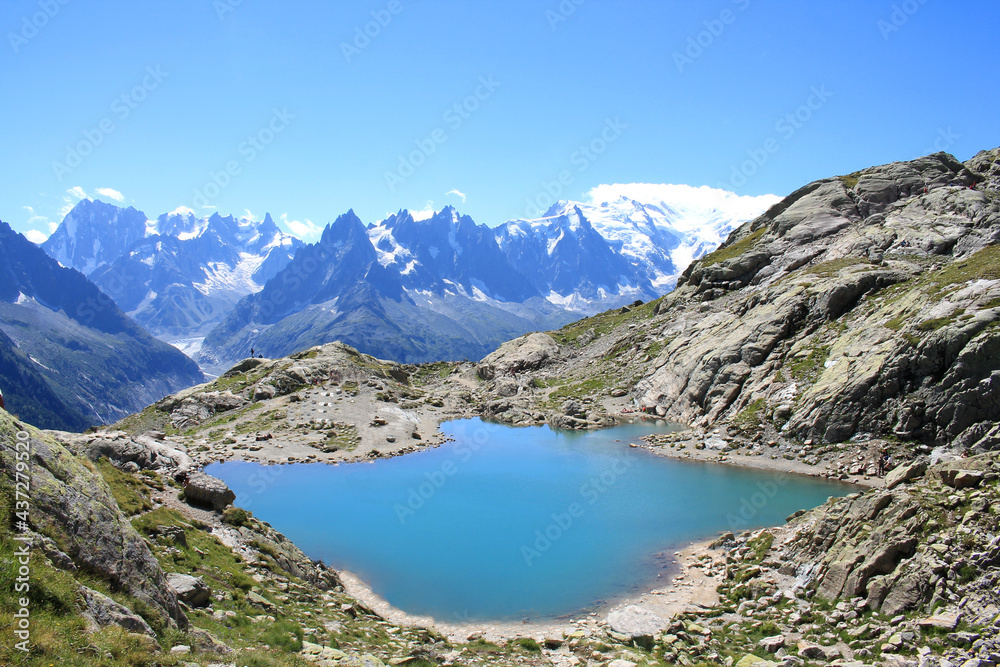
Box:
2;0;998;241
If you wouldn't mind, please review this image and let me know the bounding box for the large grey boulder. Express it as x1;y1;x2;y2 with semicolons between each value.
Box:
606;605;666;646
166;573;211;607
481;332;560;373
183;472;236;511
939;469;984;489
885;460;927;489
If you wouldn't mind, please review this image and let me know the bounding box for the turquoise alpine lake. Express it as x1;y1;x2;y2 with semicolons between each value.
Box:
206;418;854;622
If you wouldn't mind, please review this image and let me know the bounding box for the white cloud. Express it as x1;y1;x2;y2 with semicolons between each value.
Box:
243;208;258;221
20;206;55;243
67;186;88;200
446;189;467;203
585;183;781;232
23;205;46;225
95;187;125;202
279;213;323;240
169;206;195;217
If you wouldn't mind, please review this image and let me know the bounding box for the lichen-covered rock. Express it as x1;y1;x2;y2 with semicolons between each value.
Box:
0;413;186;629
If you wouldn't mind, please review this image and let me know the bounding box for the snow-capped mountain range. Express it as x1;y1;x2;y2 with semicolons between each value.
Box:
36;186;779;368
42;200;302;340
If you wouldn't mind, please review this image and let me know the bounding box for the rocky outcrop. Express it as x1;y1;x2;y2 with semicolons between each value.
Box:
479;332;560;377
466;150;1000;453
769;453;1000;619
0;413;186;629
166;390;247;429
62;430;193;474
183;472;236;511
638;152;999;446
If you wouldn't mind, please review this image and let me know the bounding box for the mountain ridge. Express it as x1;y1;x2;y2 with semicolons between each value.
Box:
0;219;204;430
199;193;771;366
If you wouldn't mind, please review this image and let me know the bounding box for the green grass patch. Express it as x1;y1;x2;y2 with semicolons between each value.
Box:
923;245;1000;294
513;637;542;652
547;377;609;404
803;257;871;278
261;618;304;652
235;409;288;435
747;531;775;563
93;458;152;516
194;401;264;437
551;299;661;346
132;508;256;593
699;227;767;267
411;361;455;385
732;398;767;434
114;404;178;436
916;316;955;332
788;345;831;381
839;172;861;189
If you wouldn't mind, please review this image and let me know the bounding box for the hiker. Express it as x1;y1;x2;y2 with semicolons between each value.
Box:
877;448;889;476
0;387;5;411
250;347;255;358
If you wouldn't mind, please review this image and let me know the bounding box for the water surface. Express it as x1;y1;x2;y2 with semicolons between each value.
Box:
207;418;852;621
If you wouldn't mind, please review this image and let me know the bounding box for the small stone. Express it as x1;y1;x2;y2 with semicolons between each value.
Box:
170;645;191;654
758;635;786;653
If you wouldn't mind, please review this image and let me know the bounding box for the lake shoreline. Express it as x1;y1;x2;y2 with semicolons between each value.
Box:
202;415;865;642
335;535;726;644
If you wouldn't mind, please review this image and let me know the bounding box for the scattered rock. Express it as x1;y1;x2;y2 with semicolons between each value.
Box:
758;635;786;653
183;472;236;511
